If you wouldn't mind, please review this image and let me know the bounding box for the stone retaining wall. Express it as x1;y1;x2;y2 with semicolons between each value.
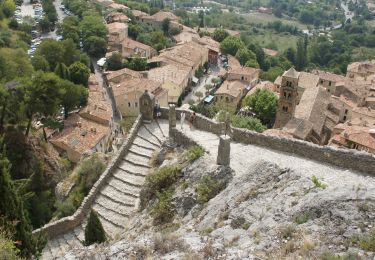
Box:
170;127;198;147
161;107;375;174
33;115;143;239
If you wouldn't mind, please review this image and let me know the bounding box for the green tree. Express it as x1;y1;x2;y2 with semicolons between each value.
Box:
84;210;106;246
212;28;229;42
106;53;123;71
34;39;64;71
128;56;147;71
54;62;70;79
260;66;284;82
0;48;33;83
22;72;63;136
295;38;307;70
1;0;15;17
161;18;170;36
83;36;107;57
0;140;37;257
31;55;50;72
68;62;90;86
59;79;88;118
285;47;296;64
220;36;245;56
80;15;107;41
235;47;257;66
242;88;278;125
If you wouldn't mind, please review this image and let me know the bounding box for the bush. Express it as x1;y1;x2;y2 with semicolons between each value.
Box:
294;213;309;225
118;116;136;133
141;165;181;208
196;176;221;203
84;210;106;246
351;229;375;252
185;145;204;162
311;176;327;189
151;189;174;224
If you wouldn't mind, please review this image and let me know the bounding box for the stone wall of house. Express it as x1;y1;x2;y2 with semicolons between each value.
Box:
32;115;143;239
161;107;375;174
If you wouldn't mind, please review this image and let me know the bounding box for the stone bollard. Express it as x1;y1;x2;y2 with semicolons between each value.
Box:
169;104;176;129
167;104;177;148
217;135;230;166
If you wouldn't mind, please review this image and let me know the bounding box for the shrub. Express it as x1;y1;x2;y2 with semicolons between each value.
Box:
141;165;181;208
185;145;204;162
320;251;354;260
84;210;106;246
196;176;221;203
311;176;327;189
294;213;309;225
279;224;296;239
351;229;375;252
151;189;174;224
118;116;137;133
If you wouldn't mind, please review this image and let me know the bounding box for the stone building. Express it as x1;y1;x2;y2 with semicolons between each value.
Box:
106;22;128;52
215;80;249;109
121;38;157;59
274;68;300;129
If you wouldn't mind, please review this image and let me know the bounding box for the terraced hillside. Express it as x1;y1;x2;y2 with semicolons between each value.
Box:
41;121;168;259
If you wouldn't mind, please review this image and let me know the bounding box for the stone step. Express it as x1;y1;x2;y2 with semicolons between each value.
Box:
128;147;152;159
143;123;164;144
73;226;85;243
133;137;159;150
49;239;63;258
158;120;169;137
125;151;150;165
91;209;123;239
123;158;151;169
57;236;71;254
100;185;137;205
93;203;127;229
41;243;53;260
138;127;161;146
136;133;161;148
129;145;155;157
96;194;134;213
118;160;150;176
112;169;144;187
106;180;139;198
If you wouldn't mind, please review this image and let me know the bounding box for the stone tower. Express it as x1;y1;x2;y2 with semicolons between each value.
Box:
139;90;155;122
274;67;300;128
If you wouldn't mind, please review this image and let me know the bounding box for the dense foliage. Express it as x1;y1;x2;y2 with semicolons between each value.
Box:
84;210;106;246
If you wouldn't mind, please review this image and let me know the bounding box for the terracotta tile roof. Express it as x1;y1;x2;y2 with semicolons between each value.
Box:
215;80;247;98
105;68;143;82
50;113;109;155
340;125;375;150
293;86;331;136
193;36;220;53
312;69;346;83
112;78;162;98
229;66;259;77
228;55;241;69
150;11;179;22
347;60;375;74
79;75;112;125
298;72;320;89
122;38;155;52
274;76;282;86
106;22;127;34
106;12;129;22
147;63;190;87
247;81;277;96
283;67;300;78
132;9;148;18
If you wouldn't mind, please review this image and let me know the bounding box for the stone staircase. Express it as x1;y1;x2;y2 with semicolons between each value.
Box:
41;121;167;259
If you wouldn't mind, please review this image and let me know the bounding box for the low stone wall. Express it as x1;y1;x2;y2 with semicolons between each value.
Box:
161;107;375;174
33;115;143;239
170;127;198;147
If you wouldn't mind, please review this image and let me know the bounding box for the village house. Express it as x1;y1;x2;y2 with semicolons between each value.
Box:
215;80;249;109
312;69;346;93
227;67;260;87
142;11;180;29
111;78;168;116
105;68;143;84
106;22;128;52
329;122;375;154
50;74;114;163
193;36;220;65
121;37;157;59
346;60;375;79
106;11;129;23
107;2;129;11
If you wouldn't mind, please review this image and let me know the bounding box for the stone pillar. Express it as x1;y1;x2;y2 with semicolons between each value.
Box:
217;135;230;166
169;104;176;129
167;104;177;148
139;90;155;122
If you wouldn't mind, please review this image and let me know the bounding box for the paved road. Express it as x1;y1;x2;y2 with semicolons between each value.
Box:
341;1;354;22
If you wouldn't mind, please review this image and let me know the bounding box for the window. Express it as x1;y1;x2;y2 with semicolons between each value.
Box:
343;115;347;121
329;81;332;86
284;91;286;98
288;93;291;99
128;102;131;107
344;109;348;114
241;76;244;80
135;102;138;107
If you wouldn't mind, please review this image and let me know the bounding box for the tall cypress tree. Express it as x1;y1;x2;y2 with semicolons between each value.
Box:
84;210;106;246
0;139;37;257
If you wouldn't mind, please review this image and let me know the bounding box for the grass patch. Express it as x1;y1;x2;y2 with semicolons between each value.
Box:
311;176;327;189
320;251;355;260
196;175;222;203
294;213;310;225
151;189;174;225
140;165;181;209
184;145;204;162
279;224;296;239
351;229;375;252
